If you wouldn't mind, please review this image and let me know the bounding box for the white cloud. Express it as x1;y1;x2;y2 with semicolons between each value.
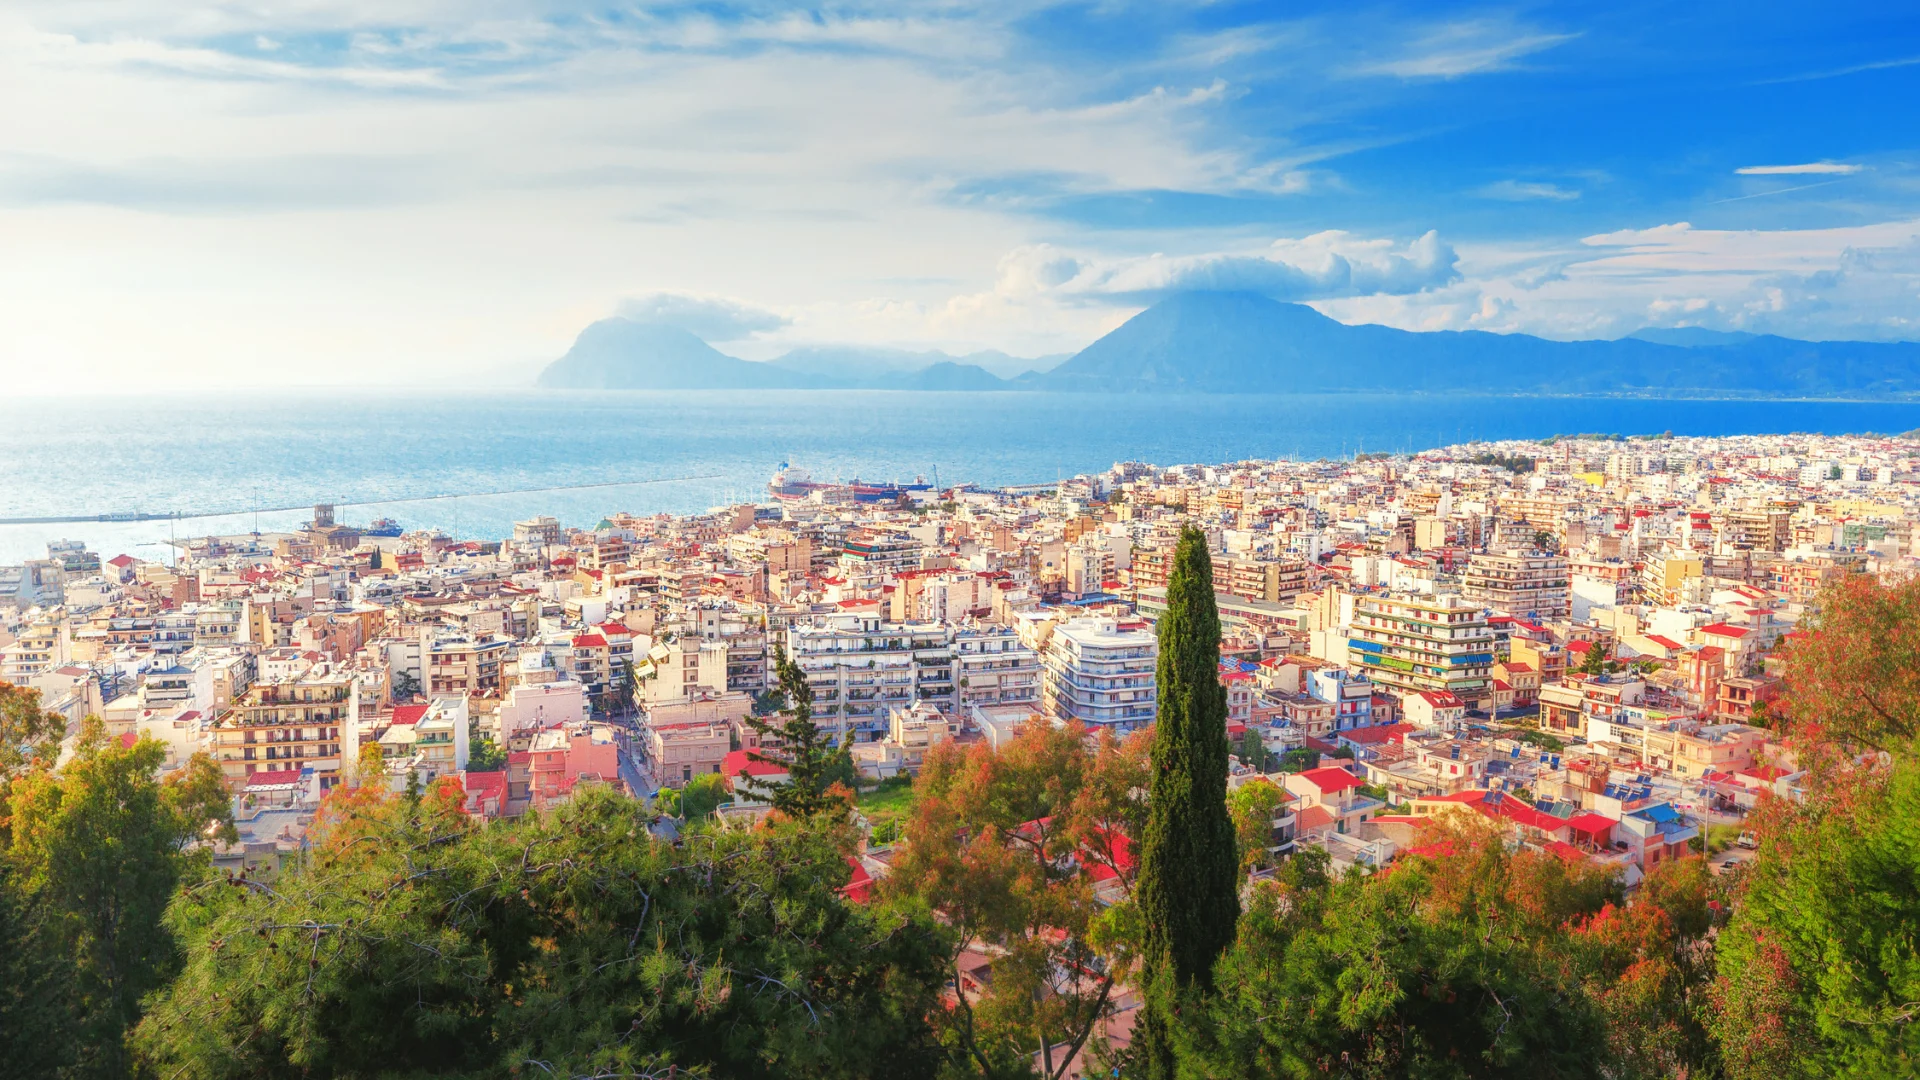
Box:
615;292;789;341
1476;179;1580;201
976;230;1460;306
1736;163;1863;175
1354;20;1576;79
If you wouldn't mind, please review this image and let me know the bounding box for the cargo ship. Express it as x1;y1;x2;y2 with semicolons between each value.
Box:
768;463;931;504
364;517;404;537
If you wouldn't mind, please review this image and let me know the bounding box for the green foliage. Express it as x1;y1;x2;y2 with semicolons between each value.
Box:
1198;823;1721;1080
1136;525;1240;1078
742;647;857;820
1237;727;1272;772
6;720;235;1079
886;721;1149;1079
134;784;948;1079
0;860;77;1079
1466;452;1537;473
674;771;729;821
1277;747;1321;773
1712;748;1920;1079
1227;781;1286;875
467;725;507;771
1515;728;1567;754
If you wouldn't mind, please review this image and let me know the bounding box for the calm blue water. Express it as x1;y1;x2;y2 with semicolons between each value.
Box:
3;389;1918;564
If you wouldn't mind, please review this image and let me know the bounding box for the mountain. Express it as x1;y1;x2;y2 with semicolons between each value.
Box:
538;322;1021;390
1034;291;1920;396
766;345;1056;382
1626;327;1760;348
536;319;821;390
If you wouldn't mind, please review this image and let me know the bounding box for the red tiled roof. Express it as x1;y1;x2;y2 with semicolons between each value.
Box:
1296;766;1364;793
1294;805;1336;833
572;634;608;648
1698;623;1750;639
1417;690;1463;709
842;857;874;903
1566;812;1616;839
391;704;428;725
245;768;303;788
1644;634;1684;650
722;749;787;778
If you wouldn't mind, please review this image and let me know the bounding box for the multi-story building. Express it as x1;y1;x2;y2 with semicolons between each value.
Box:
786;614;954;741
1461;550;1571;621
1040;615;1157;731
1348;593;1495;708
423;631;511;697
1218;556;1309;605
213;663;360;790
952;624;1041;709
1308;667;1375;731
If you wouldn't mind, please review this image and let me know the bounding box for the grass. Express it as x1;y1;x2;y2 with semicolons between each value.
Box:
1704;823;1744;856
857;778;918;815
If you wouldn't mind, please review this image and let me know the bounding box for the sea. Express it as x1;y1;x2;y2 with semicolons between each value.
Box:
4;389;1920;565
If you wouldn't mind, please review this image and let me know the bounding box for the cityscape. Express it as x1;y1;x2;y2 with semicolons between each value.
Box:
5;0;1920;1076
6;429;1917;1074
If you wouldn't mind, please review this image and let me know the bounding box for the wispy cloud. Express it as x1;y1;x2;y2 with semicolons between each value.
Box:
1736;162;1862;175
1756;53;1920;85
1475;179;1579;201
1354;20;1576;79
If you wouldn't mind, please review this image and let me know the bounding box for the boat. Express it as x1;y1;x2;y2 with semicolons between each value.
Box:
768;463;932;505
364;517;404;537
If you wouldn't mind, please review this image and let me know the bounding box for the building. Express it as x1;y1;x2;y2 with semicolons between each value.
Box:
423;631;510;697
952;624;1042;709
786;614;955;741
213;663;360;790
1462;550;1571;621
1040;615;1157;731
1348;593;1495;708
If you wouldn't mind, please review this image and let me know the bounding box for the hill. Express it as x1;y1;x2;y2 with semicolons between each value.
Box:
1033;292;1920;396
536;320;822;390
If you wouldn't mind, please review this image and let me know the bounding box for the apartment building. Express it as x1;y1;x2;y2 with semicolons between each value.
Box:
952;624;1041;709
786;614;955;740
1218;556;1309;604
1348;593;1494;708
1040;615;1157;731
1461;550;1571;621
213;663;360;790
423;631;510;696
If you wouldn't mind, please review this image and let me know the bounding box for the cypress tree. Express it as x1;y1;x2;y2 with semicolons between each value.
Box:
1135;524;1240;1078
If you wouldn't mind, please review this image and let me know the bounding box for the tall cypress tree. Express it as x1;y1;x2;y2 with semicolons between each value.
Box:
742;646;855;819
1135;525;1240;1079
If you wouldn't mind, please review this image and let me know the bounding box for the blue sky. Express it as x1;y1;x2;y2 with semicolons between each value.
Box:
2;1;1916;387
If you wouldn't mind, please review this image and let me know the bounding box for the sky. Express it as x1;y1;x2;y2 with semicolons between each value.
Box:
3;0;1918;389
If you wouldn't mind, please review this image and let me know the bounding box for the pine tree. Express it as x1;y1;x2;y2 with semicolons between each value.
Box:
743;646;855;819
1135;525;1240;1079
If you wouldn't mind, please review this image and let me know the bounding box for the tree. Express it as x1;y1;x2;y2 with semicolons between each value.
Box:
742;646;856;820
1708;574;1920;1078
389;669;420;700
671;771;729;821
0;860;76;1080
6;721;234;1078
1226;780;1286;875
0;680;63;782
1135;525;1239;1079
1201;821;1625;1080
1578;640;1612;677
1236;726;1271;772
134;784;948;1079
885;721;1149;1080
468;721;508;771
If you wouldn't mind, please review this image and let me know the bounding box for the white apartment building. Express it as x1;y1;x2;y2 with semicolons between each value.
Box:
1040;615;1157;731
952;624;1042;710
786;614;954;741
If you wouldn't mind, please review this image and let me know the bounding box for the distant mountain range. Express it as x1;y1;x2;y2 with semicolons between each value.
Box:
537;293;1920;396
535;321;1058;390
